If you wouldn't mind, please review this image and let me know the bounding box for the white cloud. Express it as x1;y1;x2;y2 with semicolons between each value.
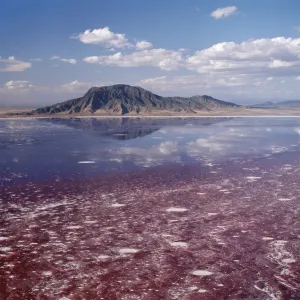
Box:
0;57;31;72
4;80;33;90
1;80;103;96
51;56;77;64
267;77;273;81
140;74;259;92
211;6;238;19
269;60;296;68
186;37;300;76
140;75;203;92
83;36;300;77
84;48;183;71
295;76;300;80
60;80;102;92
61;58;77;64
136;40;153;50
75;27;131;48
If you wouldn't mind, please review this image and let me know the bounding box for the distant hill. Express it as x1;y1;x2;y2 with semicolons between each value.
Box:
22;84;240;116
250;100;300;108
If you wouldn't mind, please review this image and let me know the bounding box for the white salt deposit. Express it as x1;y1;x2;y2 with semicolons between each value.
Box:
111;203;126;207
166;207;188;212
42;271;52;276
282;258;296;264
169;241;188;248
263;237;274;241
278;198;292;201
66;226;82;229
0;237;9;241
110;158;122;163
97;255;110;260
198;289;207;293
246;176;262;181
0;247;12;252
119;248;140;254
191;270;213;276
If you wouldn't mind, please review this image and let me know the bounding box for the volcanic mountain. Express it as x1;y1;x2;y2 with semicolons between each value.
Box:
29;84;240;116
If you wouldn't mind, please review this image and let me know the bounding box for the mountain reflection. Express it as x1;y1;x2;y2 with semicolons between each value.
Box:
40;117;231;140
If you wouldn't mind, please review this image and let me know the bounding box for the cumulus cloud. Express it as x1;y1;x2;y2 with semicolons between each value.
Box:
84;48;183;71
186;37;300;76
136;40;153;50
4;80;33;90
51;56;77;64
82;36;300;78
211;6;238;19
269;59;296;68
75;27;131;48
0;57;31;72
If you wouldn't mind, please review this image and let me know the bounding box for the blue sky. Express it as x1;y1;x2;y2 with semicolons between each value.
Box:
1;0;300;107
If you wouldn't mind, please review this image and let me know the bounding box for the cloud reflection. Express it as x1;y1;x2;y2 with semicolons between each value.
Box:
107;119;300;167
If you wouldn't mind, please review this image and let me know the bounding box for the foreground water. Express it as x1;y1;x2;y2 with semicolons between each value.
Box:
0;117;300;299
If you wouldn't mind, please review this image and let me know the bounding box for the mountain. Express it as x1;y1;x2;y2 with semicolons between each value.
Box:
23;84;240;116
277;100;300;107
250;100;300;108
250;101;277;108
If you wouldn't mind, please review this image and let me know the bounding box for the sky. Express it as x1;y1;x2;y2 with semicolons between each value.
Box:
1;0;300;107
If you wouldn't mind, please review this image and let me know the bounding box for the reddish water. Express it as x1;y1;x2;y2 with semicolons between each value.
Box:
1;151;300;299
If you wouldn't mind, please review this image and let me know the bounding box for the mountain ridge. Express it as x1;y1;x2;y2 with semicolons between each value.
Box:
250;100;300;108
25;84;240;116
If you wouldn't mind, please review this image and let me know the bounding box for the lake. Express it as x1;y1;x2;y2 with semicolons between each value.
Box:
0;117;300;299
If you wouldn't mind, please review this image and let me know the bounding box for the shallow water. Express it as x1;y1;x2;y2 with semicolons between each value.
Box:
1;117;299;185
0;117;300;299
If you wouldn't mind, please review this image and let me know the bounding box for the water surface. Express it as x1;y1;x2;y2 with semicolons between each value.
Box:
1;117;299;185
0;117;300;299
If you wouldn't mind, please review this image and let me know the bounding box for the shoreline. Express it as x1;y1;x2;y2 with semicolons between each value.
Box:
1;114;300;120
